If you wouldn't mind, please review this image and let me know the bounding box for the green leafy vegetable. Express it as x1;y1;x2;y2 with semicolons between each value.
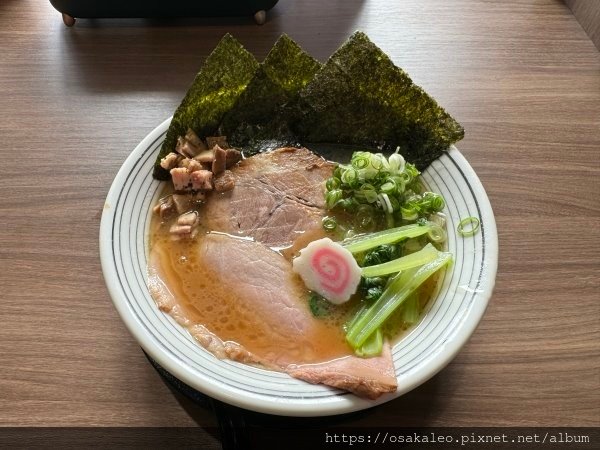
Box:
363;244;400;267
346;250;452;349
359;276;386;303
295;31;464;170
308;292;332;317
153;34;259;179
221;34;322;153
365;286;384;303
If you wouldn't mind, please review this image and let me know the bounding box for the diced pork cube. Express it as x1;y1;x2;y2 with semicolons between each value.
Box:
169;211;200;240
170;167;191;191
169;224;192;235
172;192;205;214
225;149;242;168
190;170;213;191
160;152;180;170
187;159;203;173
177;211;199;227
212;144;227;175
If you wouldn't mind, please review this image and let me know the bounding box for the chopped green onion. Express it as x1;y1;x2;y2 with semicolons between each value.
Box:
458;216;481;236
427;224;447;244
356;183;378;203
361;243;439;278
424;192;445;211
377;193;393;214
399;171;412;184
370;154;384;170
325;177;340;191
322;216;337;231
351;153;370;170
340;167;359;186
342;223;431;254
337;198;359;212
388;153;405;173
380;180;396;195
400;206;418;221
429;212;446;228
325;189;343;208
323;151;446;225
346;251;452;348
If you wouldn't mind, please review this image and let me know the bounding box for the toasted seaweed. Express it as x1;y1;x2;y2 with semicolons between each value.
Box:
153;32;464;179
153;34;259;179
220;34;322;153
294;32;464;170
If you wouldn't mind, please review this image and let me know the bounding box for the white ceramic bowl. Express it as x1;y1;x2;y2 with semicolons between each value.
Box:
100;117;498;416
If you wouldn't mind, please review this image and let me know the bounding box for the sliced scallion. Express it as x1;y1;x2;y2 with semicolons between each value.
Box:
322;216;337;231
458;216;481;237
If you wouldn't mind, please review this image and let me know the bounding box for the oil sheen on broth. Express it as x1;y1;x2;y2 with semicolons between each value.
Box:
149;186;437;366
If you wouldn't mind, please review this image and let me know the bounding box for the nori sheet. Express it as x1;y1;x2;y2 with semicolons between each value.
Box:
219;34;322;153
152;32;464;179
293;31;464;170
153;34;259;179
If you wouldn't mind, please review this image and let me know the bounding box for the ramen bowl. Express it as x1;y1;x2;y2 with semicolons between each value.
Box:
99;117;498;416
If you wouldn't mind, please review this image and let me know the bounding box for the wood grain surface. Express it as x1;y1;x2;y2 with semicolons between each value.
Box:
565;0;600;49
1;0;598;441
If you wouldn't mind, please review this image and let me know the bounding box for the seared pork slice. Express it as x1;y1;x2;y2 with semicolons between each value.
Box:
287;342;397;399
148;233;398;398
202;147;335;248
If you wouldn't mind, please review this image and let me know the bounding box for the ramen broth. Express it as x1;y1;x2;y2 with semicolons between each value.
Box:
149;187;439;365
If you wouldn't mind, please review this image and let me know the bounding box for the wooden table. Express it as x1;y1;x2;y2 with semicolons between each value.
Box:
1;0;598;445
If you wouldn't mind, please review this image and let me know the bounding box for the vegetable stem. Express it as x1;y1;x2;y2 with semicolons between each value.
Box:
355;328;383;357
342;223;431;254
402;293;420;324
361;243;439;278
346;251;452;348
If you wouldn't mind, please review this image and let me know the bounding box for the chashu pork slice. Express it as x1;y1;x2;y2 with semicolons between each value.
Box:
200;147;334;248
148;232;397;399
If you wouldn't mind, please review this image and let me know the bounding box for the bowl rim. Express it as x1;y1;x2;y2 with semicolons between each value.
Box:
100;116;498;416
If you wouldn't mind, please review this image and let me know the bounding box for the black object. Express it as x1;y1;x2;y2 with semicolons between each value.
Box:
48;0;279;26
144;352;372;450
